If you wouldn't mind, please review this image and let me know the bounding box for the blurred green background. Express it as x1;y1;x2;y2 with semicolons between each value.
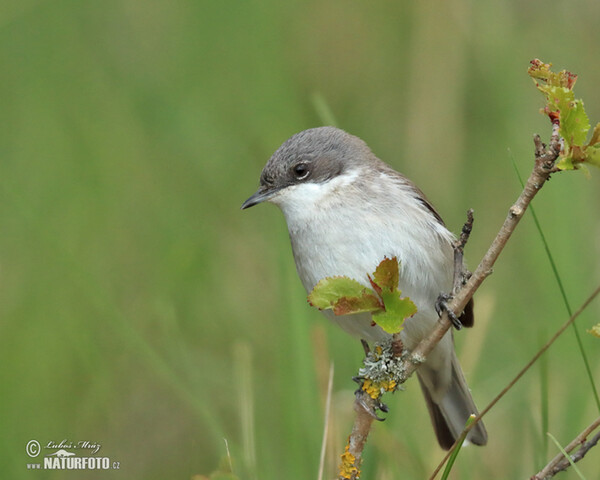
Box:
1;0;599;478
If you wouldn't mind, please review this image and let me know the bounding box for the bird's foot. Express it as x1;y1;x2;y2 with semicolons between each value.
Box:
435;293;463;330
353;387;387;421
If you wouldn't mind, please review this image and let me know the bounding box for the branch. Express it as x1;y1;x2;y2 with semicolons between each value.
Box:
407;124;560;373
531;416;600;479
339;335;405;479
428;284;600;480
340;125;561;477
338;392;377;480
452;208;474;294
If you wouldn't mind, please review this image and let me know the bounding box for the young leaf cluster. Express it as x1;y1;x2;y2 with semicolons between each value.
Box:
307;257;417;334
528;59;600;170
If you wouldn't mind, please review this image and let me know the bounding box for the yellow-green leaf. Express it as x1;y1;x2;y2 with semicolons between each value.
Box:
528;59;600;170
307;257;417;330
372;291;417;334
372;257;399;292
543;85;573;114
556;155;576;171
561;99;590;146
308;277;382;315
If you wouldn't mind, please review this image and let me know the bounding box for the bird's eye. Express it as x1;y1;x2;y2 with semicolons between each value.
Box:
293;163;309;179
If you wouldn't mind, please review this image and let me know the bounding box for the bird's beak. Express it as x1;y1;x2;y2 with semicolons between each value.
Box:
241;186;276;209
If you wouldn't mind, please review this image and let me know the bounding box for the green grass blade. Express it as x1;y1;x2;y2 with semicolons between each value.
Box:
440;415;475;480
510;152;600;413
547;433;587;480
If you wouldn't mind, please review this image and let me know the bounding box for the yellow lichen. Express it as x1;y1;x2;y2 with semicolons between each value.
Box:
339;444;359;479
381;379;397;392
361;378;397;399
361;379;380;399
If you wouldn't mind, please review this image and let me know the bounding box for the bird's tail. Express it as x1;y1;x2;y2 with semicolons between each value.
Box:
417;352;488;450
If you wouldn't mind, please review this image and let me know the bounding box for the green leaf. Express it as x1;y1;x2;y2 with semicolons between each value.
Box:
539;85;591;148
541;85;573;114
369;257;417;333
372;291;417;334
308;277;367;309
308;277;382;315
528;60;600;170
307;257;417;330
561;99;590;146
556;155;576;171
372;257;399;292
441;415;477;480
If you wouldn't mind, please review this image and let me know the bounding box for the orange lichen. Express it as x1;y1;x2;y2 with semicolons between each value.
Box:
339;444;359;479
361;378;397;400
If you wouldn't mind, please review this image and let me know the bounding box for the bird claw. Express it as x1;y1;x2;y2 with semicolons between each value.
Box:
356;390;387;422
360;339;370;356
355;389;386;421
435;293;463;330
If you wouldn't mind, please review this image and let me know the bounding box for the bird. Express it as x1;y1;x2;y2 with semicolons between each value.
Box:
241;126;487;449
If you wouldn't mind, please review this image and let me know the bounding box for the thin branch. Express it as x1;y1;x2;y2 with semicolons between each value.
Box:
342;125;561;475
348;394;377;463
532;416;600;479
338;392;378;480
428;284;600;480
511;149;600;412
560;431;600;473
452;208;474;294
407;126;560;374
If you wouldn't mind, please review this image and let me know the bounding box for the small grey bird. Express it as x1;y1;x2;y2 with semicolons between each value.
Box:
242;126;487;449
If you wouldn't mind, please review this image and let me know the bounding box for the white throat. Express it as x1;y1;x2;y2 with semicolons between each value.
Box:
268;169;361;226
